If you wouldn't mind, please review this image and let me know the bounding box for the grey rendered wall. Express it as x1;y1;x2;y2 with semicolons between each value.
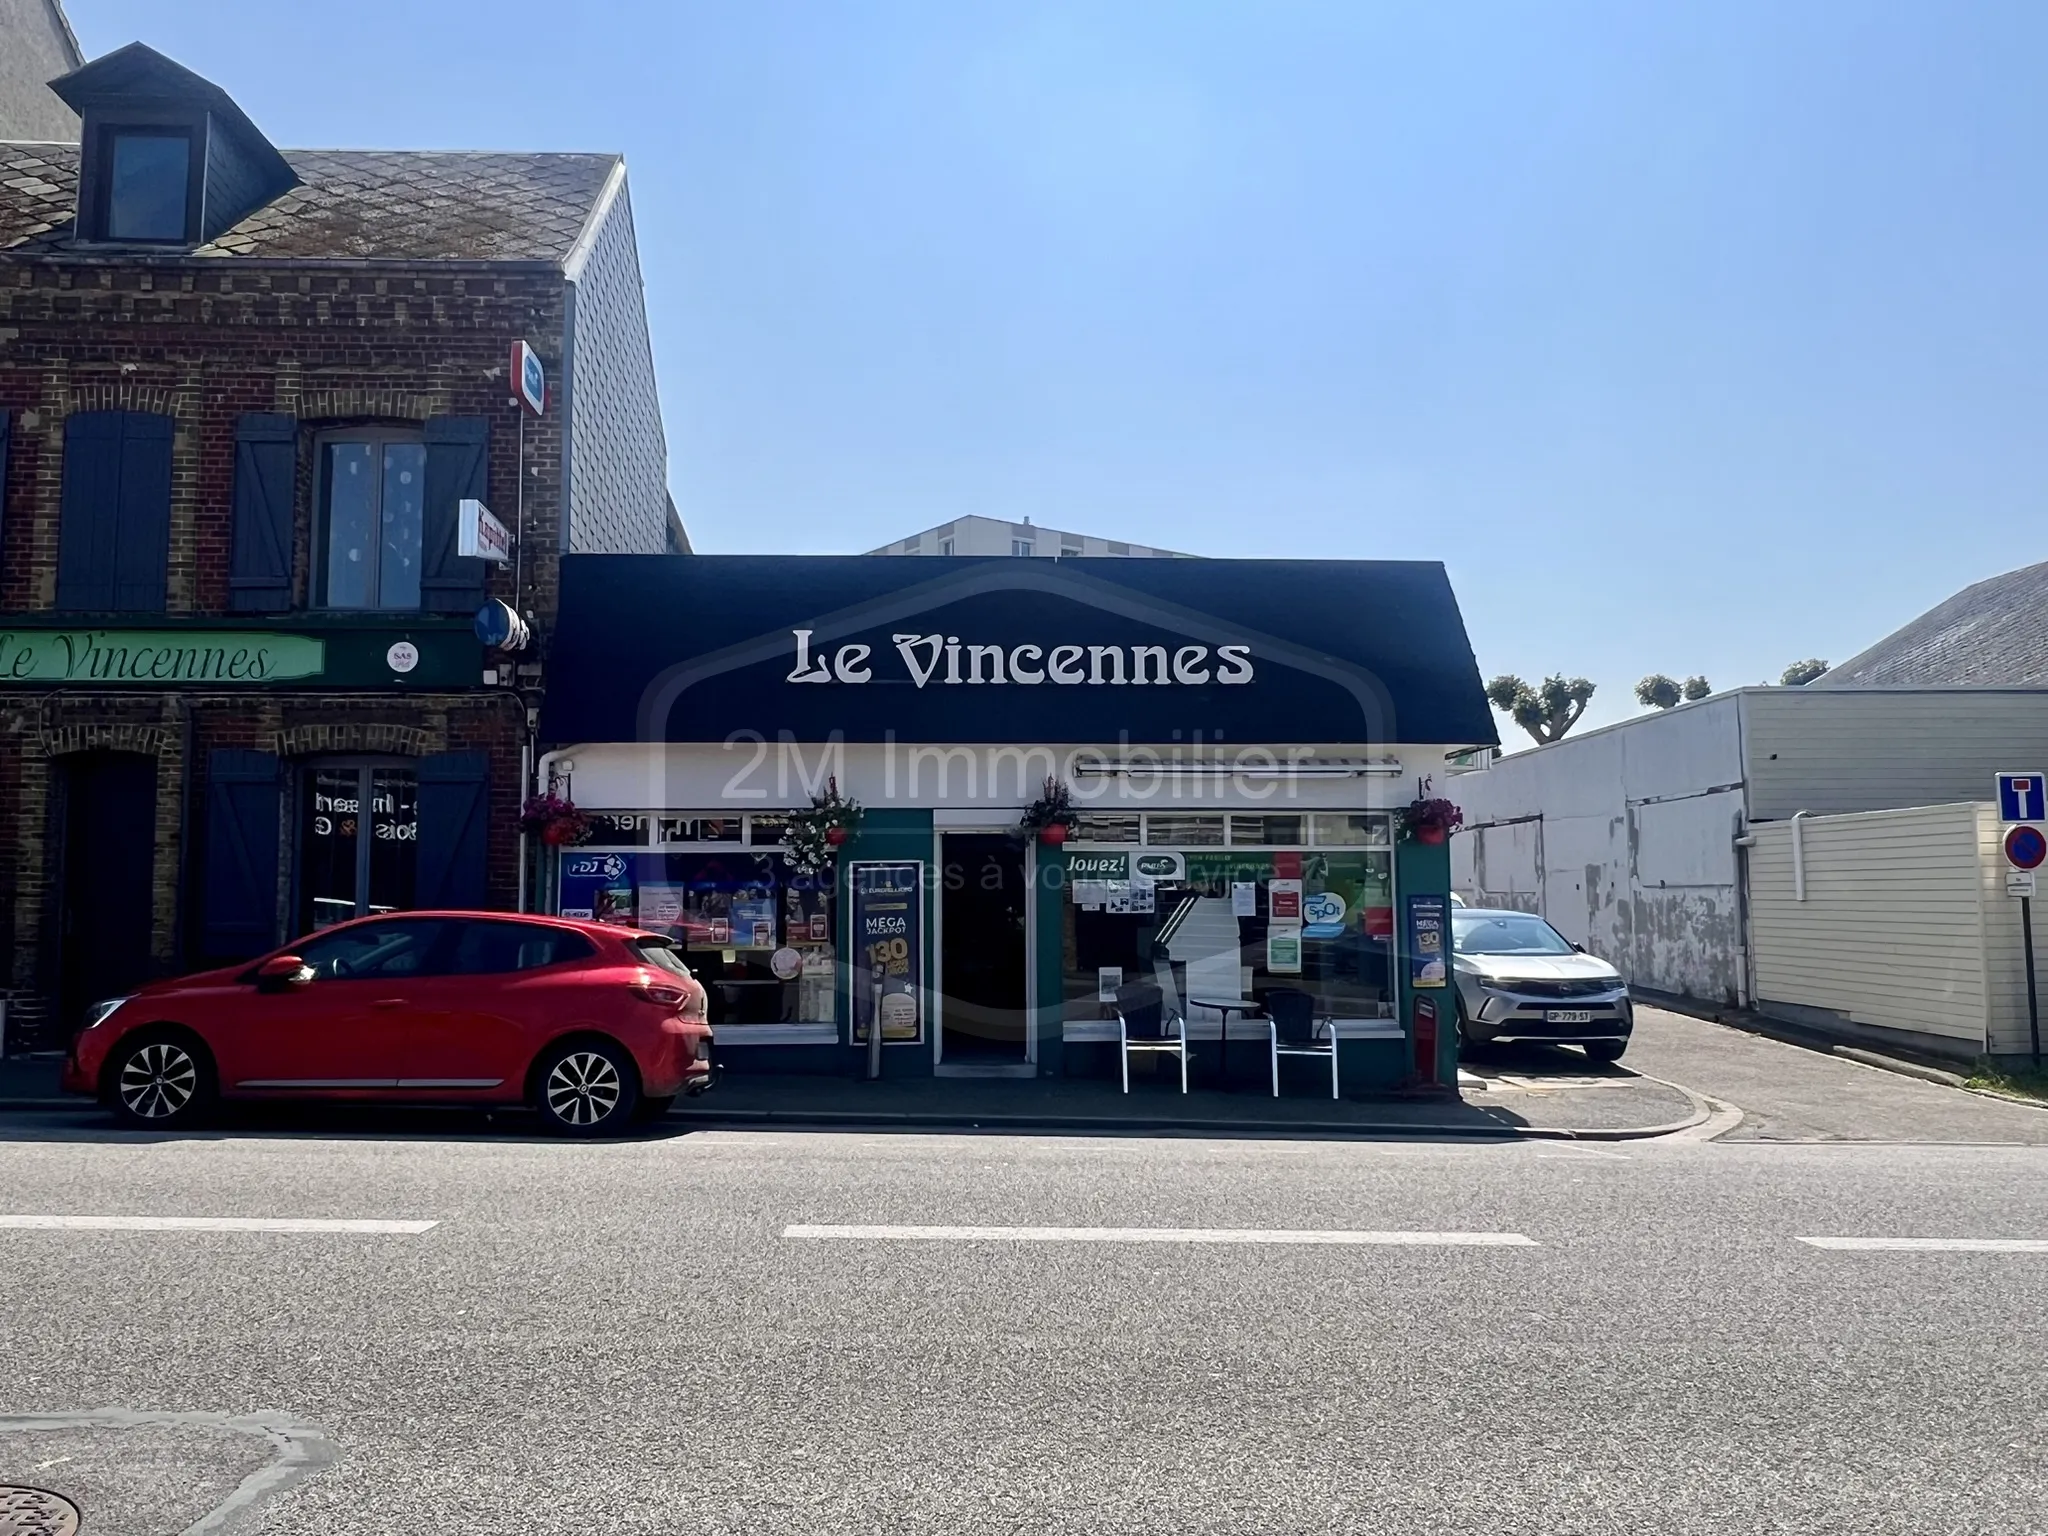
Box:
564;175;674;555
1742;688;2048;821
1451;695;1747;1001
0;0;82;141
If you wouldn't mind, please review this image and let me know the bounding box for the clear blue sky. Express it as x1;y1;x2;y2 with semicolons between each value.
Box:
68;1;2048;731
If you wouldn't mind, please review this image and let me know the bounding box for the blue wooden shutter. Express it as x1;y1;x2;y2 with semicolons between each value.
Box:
56;410;173;613
416;751;490;909
420;416;489;614
228;413;298;612
202;750;283;961
56;411;123;610
113;412;174;612
0;409;11;575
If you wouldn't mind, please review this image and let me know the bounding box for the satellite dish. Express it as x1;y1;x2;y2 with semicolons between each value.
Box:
473;599;530;652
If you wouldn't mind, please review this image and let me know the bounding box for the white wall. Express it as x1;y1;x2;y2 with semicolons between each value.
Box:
1451;695;1746;1001
1747;803;1992;1055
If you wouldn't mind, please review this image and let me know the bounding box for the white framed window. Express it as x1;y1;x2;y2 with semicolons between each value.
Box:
1012;539;1035;557
314;427;426;610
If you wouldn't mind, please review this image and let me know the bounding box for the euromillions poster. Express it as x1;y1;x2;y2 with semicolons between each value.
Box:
1406;893;1448;988
851;861;925;1045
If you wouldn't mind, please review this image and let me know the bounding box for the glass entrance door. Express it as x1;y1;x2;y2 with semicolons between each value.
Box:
299;763;419;932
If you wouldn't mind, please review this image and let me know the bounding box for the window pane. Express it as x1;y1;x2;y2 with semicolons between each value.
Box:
1146;814;1225;846
300;768;361;931
1230;814;1303;846
366;769;417;915
1309;813;1390;846
444;920;593;974
323;445;377;608
379;443;425;610
556;852;834;1025
296;918;448;979
748;815;791;845
1072;813;1139;843
107;133;188;241
656;815;742;844
583;811;652;846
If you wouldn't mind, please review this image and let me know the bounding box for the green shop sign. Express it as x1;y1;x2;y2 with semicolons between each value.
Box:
0;628;324;684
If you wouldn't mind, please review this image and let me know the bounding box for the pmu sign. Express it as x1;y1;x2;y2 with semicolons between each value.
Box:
1998;772;2047;824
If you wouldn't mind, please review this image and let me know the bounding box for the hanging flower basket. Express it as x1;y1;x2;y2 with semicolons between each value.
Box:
787;776;864;876
1016;776;1078;846
521;792;590;847
1400;796;1463;846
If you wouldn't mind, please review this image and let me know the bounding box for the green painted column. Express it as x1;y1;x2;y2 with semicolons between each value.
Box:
835;808;936;1079
1392;833;1456;1089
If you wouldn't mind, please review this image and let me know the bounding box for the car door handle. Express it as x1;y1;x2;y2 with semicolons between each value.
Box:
369;999;409;1010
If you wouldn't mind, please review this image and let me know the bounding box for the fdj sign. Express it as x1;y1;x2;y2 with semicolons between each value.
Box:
0;629;324;684
1066;851;1188;883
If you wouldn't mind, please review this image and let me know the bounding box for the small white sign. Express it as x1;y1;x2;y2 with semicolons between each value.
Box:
458;498;513;563
385;640;419;674
1231;881;1257;917
2008;869;2037;899
1097;966;1123;1002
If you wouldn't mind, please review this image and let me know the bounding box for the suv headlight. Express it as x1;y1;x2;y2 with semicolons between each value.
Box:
81;997;130;1031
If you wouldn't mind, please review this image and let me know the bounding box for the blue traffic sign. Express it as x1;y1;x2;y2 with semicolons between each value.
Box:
1998;773;2047;824
2007;826;2048;871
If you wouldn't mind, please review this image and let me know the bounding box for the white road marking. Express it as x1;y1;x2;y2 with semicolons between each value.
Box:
1799;1236;2048;1253
0;1215;436;1234
784;1223;1535;1246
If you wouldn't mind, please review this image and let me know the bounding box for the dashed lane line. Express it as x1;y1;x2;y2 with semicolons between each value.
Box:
0;1215;437;1234
784;1224;1536;1246
1799;1235;2048;1253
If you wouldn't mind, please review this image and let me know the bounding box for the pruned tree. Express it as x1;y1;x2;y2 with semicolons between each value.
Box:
1635;674;1682;710
1780;659;1829;687
1682;675;1712;701
1486;673;1596;745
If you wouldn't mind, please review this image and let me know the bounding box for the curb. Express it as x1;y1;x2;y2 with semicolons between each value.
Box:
1634;992;1987;1093
1833;1046;1966;1089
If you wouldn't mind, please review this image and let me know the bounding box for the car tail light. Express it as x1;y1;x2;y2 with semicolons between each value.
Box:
631;978;689;1007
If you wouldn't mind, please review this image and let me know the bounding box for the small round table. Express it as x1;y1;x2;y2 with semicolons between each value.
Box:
1191;997;1266;1089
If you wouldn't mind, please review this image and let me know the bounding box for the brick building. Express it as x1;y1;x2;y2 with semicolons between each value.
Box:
0;42;681;1047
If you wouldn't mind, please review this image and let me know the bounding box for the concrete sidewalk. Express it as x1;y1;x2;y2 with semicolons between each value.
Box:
1;1049;1703;1139
668;1066;1701;1139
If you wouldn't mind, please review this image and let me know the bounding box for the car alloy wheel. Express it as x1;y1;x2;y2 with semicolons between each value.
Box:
118;1041;199;1122
544;1050;625;1128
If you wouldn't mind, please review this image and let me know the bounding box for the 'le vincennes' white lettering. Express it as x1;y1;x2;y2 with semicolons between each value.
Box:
786;630;1253;688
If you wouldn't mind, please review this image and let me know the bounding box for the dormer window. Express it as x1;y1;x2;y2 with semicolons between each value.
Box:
103;129;193;242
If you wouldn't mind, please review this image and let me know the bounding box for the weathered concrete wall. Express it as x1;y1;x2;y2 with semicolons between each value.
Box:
1451;696;1746;1002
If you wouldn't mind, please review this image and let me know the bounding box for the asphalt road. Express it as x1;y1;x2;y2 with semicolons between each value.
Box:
2;1022;2045;1533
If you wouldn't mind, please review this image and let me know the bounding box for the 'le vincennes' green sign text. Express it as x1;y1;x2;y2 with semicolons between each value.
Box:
0;629;325;685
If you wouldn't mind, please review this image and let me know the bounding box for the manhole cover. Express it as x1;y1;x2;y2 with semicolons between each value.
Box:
0;1486;80;1536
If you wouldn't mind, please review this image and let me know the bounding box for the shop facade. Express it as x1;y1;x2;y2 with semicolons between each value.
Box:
539;554;1496;1095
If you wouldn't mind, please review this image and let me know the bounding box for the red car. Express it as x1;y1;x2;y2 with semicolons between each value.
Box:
62;911;713;1135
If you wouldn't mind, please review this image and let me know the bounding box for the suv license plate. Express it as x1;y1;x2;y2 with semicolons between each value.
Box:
1545;1009;1595;1024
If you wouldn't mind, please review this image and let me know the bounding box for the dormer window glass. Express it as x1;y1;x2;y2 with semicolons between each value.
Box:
103;129;193;242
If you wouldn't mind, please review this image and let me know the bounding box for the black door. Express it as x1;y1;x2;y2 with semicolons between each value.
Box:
940;834;1029;1059
58;751;158;1026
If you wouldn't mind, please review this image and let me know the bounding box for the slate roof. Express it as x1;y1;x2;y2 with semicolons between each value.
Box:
1818;559;2048;687
0;140;618;263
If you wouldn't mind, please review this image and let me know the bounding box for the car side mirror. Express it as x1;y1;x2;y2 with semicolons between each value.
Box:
1570;942;1586;953
256;955;313;989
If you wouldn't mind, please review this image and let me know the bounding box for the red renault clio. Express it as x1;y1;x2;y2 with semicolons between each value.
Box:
62;911;713;1134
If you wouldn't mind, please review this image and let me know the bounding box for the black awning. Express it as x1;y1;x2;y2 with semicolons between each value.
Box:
541;554;1498;749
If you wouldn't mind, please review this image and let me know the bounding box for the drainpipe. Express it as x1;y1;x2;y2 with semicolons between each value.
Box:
1790;810;1810;902
172;698;196;972
530;747;575;916
517;736;533;914
1733;826;1758;1008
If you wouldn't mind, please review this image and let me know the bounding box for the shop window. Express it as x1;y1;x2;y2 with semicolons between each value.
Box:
316;430;426;610
1310;813;1389;846
299;763;418;931
1230;813;1303;846
556;850;835;1027
749;815;791;845
583;811;652;846
655;815;742;844
1146;814;1225;846
1060;843;1395;1034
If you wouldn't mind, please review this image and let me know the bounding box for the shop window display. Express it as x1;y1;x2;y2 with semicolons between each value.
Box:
1060;821;1395;1029
557;841;835;1027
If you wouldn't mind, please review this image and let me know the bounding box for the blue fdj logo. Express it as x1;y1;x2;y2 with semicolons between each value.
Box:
566;854;626;880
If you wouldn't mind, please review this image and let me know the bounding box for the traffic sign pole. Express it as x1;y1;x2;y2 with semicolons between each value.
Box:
2028;897;2043;1070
